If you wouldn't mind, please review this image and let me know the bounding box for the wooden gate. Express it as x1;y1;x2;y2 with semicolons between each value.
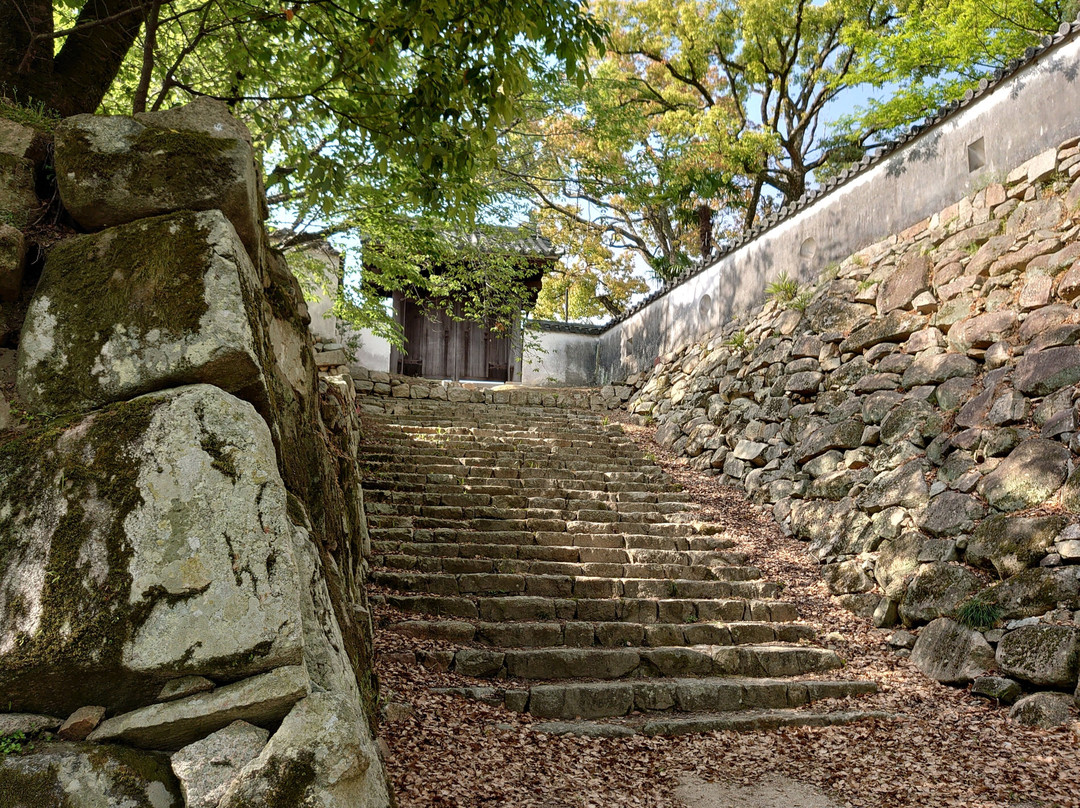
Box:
393;295;511;382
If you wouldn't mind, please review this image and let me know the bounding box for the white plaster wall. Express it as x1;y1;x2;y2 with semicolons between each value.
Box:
585;29;1080;382
522;330;599;386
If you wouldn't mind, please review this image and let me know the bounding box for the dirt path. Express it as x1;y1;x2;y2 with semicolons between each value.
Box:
373;419;1080;808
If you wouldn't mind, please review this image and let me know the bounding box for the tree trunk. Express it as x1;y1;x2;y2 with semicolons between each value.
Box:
0;0;146;117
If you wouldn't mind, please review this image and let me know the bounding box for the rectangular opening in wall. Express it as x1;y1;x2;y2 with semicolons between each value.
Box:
967;137;986;172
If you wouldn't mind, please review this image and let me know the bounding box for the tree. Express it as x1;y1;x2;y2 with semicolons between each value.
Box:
502;0;891;286
836;0;1077;140
530;206;648;320
1;0;605;336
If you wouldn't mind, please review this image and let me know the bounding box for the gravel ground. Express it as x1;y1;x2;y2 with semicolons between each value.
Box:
373;420;1080;808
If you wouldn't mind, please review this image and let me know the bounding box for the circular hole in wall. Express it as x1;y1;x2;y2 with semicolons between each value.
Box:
799;237;818;260
698;293;712;319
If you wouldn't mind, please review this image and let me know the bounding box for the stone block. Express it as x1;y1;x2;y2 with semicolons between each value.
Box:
218;693;385;808
1014;345;1080;396
89;665;310;750
1009;692;1075;728
911;617;995;685
899;562;981;627
996;625;1080;688
0;743;182;806
0;222;25;302
0;152;39;227
55;98;265;257
965;514;1069;578
172;720;270;808
977;439;1071;512
0;386;303;715
17;210;266;415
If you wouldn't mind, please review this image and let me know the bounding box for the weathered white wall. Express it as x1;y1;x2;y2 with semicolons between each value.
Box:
547;25;1080;383
522;329;600;387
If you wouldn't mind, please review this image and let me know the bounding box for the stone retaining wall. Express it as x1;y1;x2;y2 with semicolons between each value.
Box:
623;136;1080;722
0;100;391;806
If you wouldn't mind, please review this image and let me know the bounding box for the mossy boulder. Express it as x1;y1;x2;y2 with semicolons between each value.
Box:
0;385;302;715
54;98;265;258
218;693;385;808
899;562;982;627
911;617;995;685
0;152;40;228
0;741;182;807
979;568;1080;619
996;625;1080;689
0;222;25;302
965;514;1069;578
977;439;1071;512
16;210;266;415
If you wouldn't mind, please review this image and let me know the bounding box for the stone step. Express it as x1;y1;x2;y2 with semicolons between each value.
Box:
362;478;685;496
431;677;876;720
374;593;800;623
363;488;695;506
531;708;892;737
386;619;816;648
368;529;736;553
364;503;692;522
374;554;756;581
445;645;842;681
371;570;776;599
371;541;747;567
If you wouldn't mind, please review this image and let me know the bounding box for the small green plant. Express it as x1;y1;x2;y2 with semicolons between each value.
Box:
788;290;814;312
644;452;656;463
856;279;876;293
955;596;1002;630
0;93;60;133
725;330;754;353
765;272;800;303
600;415;610;427
0;731;33;756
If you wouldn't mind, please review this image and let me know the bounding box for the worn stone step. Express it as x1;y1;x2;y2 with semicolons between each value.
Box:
374;554;757;581
531;708;892;737
375;593;800;623
371;541;747;567
371;570;778;599
432;677;876;719
386;619;816;648
367;528;735;553
448;645;841;681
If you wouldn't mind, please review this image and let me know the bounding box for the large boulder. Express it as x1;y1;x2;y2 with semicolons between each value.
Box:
0;742;183;807
0;151;40;228
996;625;1080;688
977;439;1071;512
980;568;1080;619
857;461;929;514
54;98;266;257
16;210;266;415
911;617;995;685
1008;692;1076;728
219;693;388;808
899;562;982;627
1014;346;1080;395
877;252;931;315
875;531;926;600
171;721;269;808
0;222;25;302
965;514;1069;578
918;492;986;537
0;385;303;715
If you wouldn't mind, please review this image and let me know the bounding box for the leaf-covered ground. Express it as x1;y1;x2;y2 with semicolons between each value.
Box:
373;420;1079;808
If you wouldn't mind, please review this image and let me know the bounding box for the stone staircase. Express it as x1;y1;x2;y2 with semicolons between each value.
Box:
360;395;882;736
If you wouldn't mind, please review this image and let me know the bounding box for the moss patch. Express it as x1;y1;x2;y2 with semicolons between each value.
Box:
0;397;170;711
24;211;214;413
57;125;237;204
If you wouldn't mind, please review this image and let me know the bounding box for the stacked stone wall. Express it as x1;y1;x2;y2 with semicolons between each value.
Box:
624;137;1080;722
0;100;391;806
